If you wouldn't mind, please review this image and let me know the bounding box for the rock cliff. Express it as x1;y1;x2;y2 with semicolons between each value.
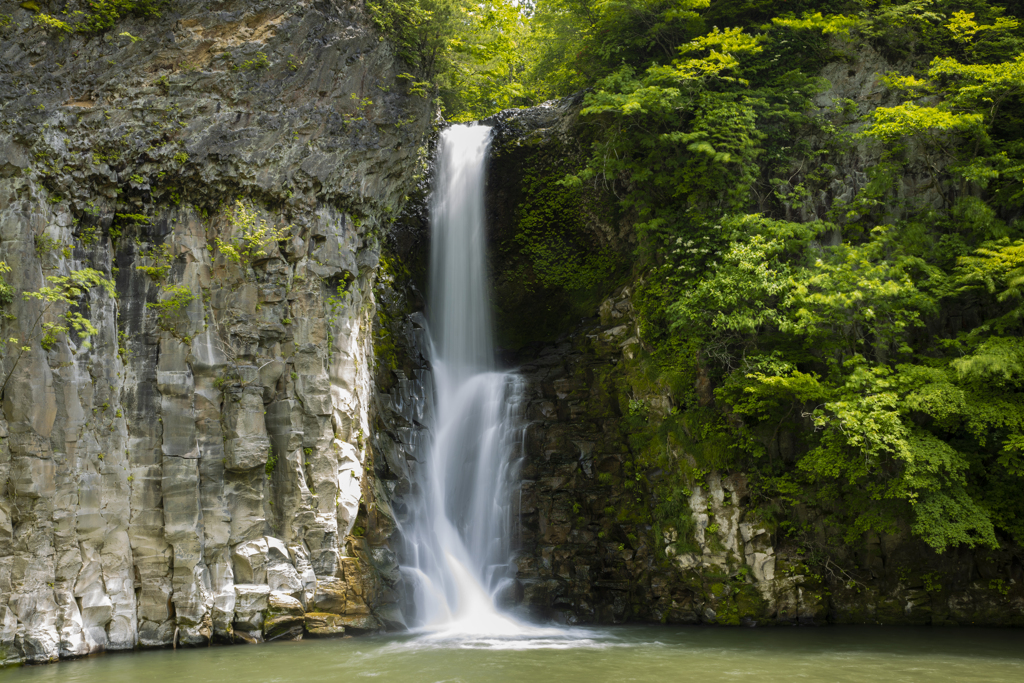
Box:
484;78;1024;626
507;289;1024;626
0;0;432;664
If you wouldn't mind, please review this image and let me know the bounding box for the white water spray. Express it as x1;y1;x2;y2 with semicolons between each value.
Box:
403;124;527;636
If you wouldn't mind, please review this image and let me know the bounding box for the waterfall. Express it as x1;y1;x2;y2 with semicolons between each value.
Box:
403;124;526;634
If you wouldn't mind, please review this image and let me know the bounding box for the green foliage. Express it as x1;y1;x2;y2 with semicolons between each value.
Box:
561;20;826;276
369;0;536;118
670;215;823;344
628;397;649;418
23;268;116;351
957;239;1024;322
0;262;13;307
684;210;1024;551
35;234;71;260
479;0;1024;556
771;12;860;36
216;201;291;268
373;254;409;373
444;0;535;120
529;0;708;100
2;267;117;395
147;285;194;330
34;13;73;33
135;243;174;282
571;35;768;221
265;449;278;479
34;0;165;36
234;51;270;71
367;0;459;75
863;33;1024;205
781;228;939;363
864;101;983;145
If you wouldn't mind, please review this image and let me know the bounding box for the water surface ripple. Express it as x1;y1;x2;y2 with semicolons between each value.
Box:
4;626;1021;683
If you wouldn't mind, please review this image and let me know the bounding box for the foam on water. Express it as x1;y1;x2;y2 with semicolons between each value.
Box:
395;624;635;652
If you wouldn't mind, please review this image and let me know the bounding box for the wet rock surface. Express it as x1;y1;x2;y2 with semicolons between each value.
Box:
0;0;431;664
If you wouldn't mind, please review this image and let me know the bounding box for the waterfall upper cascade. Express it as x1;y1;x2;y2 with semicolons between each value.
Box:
403;124;527;636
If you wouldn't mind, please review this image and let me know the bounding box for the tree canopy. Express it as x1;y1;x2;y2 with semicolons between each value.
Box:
381;0;1024;554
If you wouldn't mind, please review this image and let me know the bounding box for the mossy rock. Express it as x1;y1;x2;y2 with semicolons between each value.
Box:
304;612;347;638
264;592;305;641
487;128;627;351
734;583;770;622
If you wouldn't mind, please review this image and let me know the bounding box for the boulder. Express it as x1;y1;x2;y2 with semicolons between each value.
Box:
233;630;264;645
288;543;319;606
312;577;348;614
334;614;382;633
233;539;269;584
303;612;346;638
233;584;270;631
263;592;304;641
268;562;304;599
265;536;291;563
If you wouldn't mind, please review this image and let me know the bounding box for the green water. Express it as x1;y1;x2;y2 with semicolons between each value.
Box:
2;627;1022;682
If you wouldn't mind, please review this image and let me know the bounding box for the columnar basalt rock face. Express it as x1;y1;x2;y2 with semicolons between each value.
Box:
368;219;434;627
0;0;431;664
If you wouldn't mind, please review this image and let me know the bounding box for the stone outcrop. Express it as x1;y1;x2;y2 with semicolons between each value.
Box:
0;0;431;665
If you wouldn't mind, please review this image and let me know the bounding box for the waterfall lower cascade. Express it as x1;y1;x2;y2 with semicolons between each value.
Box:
404;124;527;635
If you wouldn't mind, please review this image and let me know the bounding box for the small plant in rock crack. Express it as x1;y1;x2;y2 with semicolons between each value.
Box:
216;200;290;269
233;51;270;71
146;285;194;330
136;243;174;282
628;397;649;418
35;234;71;261
1;266;117;394
265;448;278;479
0;262;13;307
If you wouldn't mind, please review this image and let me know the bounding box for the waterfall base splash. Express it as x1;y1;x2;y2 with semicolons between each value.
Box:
402;367;527;634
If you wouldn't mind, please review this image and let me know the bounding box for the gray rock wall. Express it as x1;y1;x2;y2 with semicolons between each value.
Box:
0;0;432;664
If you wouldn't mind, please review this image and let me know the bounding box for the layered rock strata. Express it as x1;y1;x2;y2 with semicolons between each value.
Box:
0;0;431;664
